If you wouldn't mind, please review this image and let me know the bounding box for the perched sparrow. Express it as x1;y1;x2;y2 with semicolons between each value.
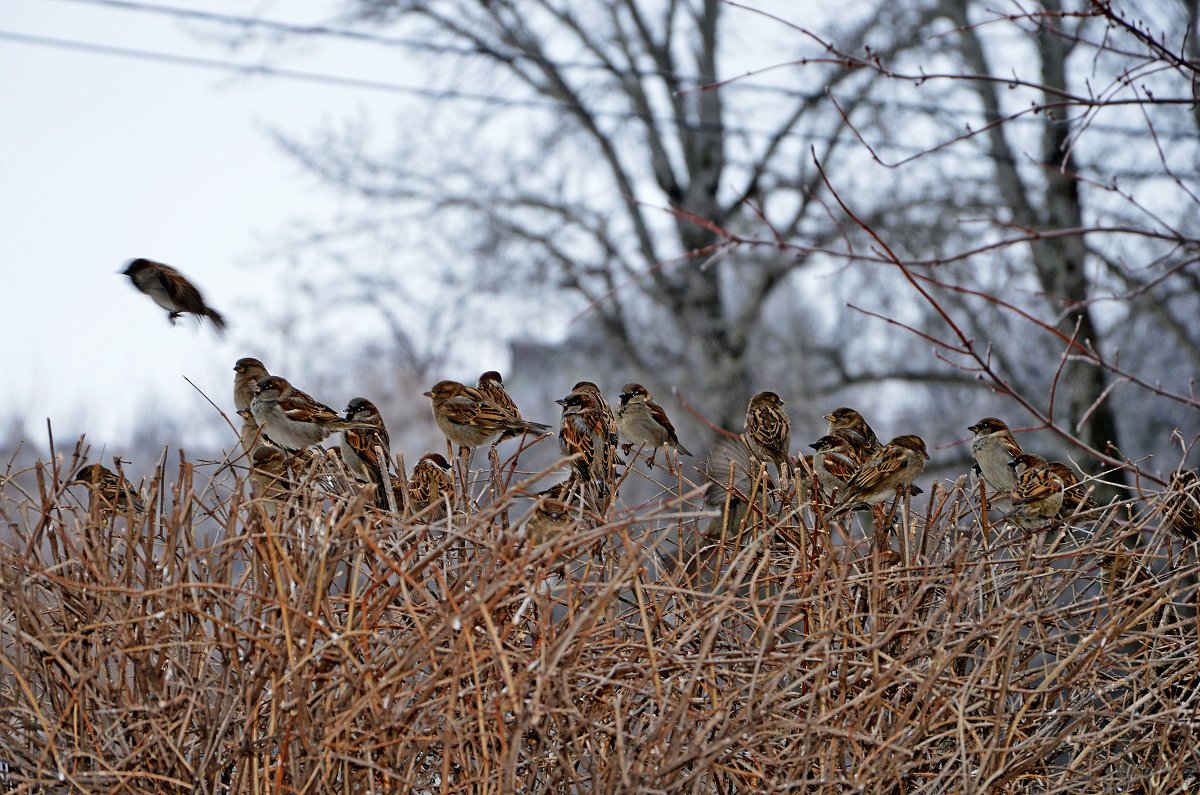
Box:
828;435;930;517
250;375;374;451
1045;460;1096;517
425;380;551;450
744;391;792;486
616;383;692;468
557;389;616;504
526;478;585;545
1161;470;1199;541
233;358;271;413
476;371;522;421
69;463;145;515
809;434;861;501
249;446;292;515
236;408;266;455
122;258;226;333
407;452;453;520
572;381;620;448
340;397;393;509
968;417;1023;498
1007;453;1064;530
825;407;881;456
701;435;781;539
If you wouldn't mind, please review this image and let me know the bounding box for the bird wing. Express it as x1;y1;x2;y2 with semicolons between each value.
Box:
155;264;206;312
277;394;343;425
1012;469;1062;506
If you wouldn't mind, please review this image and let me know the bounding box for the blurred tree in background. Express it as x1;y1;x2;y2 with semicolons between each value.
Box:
271;0;1198;481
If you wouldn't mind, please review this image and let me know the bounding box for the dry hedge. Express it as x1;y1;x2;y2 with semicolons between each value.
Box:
0;445;1197;794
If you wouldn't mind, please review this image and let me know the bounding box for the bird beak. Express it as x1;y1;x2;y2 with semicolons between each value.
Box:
967;424;979;433
823;414;834;423
555;398;568;407
1007;460;1019;469
808;441;821;450
422;391;433;398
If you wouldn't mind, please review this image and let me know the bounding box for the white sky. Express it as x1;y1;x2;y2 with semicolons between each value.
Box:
0;0;434;446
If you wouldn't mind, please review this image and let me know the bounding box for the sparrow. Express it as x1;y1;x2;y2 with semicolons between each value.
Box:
572;381;620;449
233;358;271;413
476;371;522;419
828;435;930;517
122;258;226;333
250;375;375;451
557;389;615;504
407;452;453;520
1161;470;1199;541
744;391;792;486
236;408;265;455
809;434;861;502
424;380;551;450
1007;453;1064;530
825;407;881;457
525;478;584;545
701;435;781;539
1045;460;1096;517
968;417;1023;498
340;397;393;509
69;463;146;515
616;383;692;468
249;446;292;515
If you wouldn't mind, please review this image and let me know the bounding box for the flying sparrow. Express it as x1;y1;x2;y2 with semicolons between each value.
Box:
828;435;930;517
1007;453;1064;530
616;383;692;468
69;463;145;515
425;380;551;450
809;434;861;502
1045;460;1096;517
825;407;881;456
968;417;1023;500
744;391;792;486
407;452;453;520
1161;470;1199;541
250;375;374;451
340;397;394;510
122;258;227;334
557;389;616;504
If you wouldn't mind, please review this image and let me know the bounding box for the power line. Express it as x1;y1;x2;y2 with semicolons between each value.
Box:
50;0;714;85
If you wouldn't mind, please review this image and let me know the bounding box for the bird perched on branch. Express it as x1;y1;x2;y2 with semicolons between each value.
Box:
122;258;226;334
425;380;551;451
250;376;375;451
616;383;692;470
340;397;393;509
744;391;792;488
1007;453;1064;530
828;435;930;517
407;452;453;520
1161;470;1199;541
475;371;527;439
249;446;292;516
1046;460;1096;518
557;388;616;509
968;417;1023;504
825;407;881;459
233;358;270;413
69;463;145;515
809;434;860;504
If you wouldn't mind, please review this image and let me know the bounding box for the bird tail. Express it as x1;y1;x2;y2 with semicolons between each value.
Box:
521;420;553;435
674;441;694;457
206;308;228;335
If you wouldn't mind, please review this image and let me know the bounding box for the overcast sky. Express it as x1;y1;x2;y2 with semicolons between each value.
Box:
1;0;446;447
